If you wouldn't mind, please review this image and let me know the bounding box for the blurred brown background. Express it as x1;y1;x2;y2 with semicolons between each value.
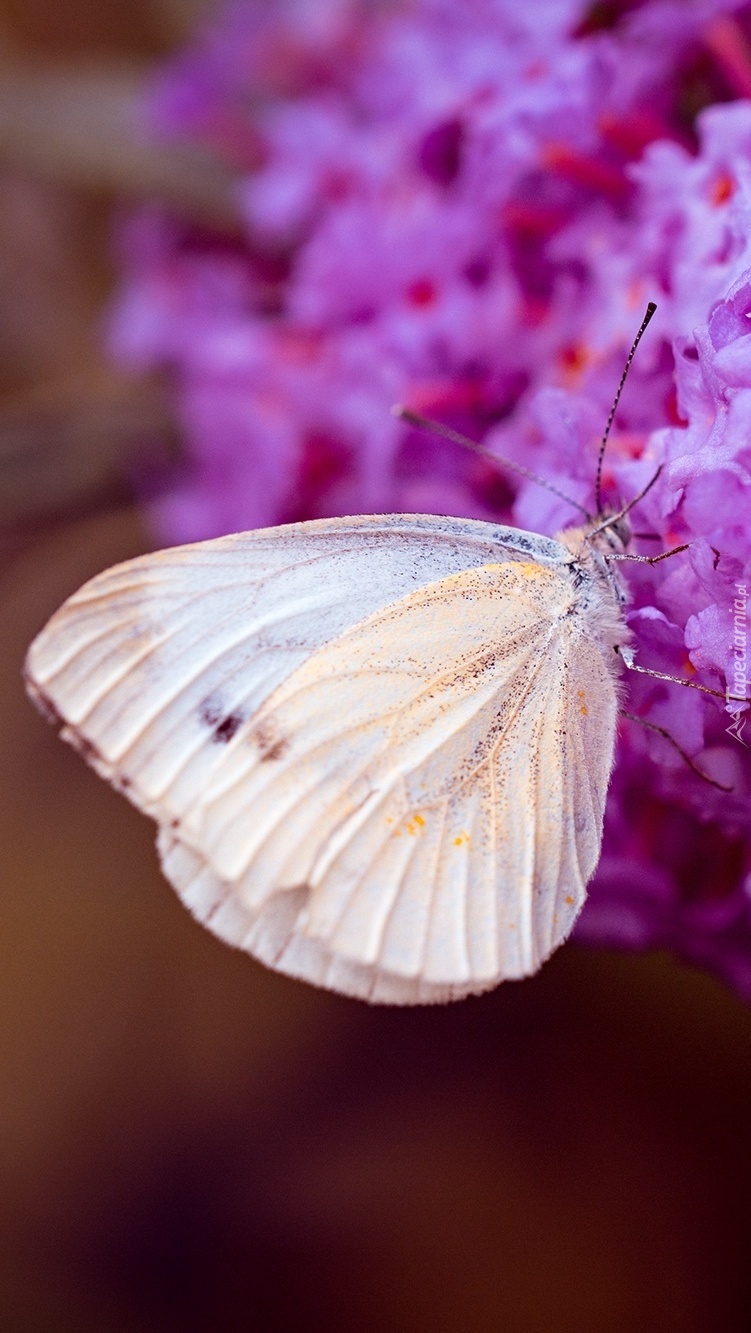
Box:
3;4;751;1330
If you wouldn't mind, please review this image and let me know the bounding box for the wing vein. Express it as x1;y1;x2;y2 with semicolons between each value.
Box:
417;798;451;984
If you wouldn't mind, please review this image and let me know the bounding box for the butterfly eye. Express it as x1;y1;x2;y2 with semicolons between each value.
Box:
610;514;631;548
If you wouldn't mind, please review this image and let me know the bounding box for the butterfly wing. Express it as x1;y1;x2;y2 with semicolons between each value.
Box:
25;513;616;1003
25;515;537;815
154;561;616;1003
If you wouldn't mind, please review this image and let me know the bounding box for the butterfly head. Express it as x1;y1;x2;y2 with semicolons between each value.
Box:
590;509;632;553
553;508;632;617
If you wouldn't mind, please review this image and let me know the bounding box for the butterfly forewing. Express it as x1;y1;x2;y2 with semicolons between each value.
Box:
26;515;558;820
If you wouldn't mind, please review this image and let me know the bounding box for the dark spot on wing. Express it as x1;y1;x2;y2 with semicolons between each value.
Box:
200;696;244;745
66;730;104;767
204;883;231;924
24;672;64;728
24;677;117;776
251;721;289;763
213;712;243;744
263;738;288;762
199;697;222;728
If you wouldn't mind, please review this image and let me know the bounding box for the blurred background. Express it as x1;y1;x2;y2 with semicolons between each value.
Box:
3;3;751;1330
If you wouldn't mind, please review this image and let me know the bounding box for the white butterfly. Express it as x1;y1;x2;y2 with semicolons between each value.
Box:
26;304;715;1004
24;505;632;1003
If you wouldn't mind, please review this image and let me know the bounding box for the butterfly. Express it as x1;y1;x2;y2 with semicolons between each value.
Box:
24;303;718;1004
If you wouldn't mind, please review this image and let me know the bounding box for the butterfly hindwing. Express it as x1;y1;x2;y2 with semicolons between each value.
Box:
164;559;617;999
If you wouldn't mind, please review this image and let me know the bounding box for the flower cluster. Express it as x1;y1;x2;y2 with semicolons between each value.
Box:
109;0;751;998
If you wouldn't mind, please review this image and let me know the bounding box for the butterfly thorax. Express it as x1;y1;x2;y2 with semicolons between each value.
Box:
553;517;631;675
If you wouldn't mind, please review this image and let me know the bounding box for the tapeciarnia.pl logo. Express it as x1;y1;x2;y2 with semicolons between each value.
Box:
726;583;748;747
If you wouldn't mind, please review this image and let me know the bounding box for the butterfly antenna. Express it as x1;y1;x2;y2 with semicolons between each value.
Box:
392;406;590;518
594;300;657;514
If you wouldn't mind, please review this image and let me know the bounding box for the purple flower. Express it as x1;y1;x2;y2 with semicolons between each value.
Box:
109;0;751;997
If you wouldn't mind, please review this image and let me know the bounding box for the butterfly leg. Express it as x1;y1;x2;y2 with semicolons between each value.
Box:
607;543;689;565
616;643;751;704
619;709;733;792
